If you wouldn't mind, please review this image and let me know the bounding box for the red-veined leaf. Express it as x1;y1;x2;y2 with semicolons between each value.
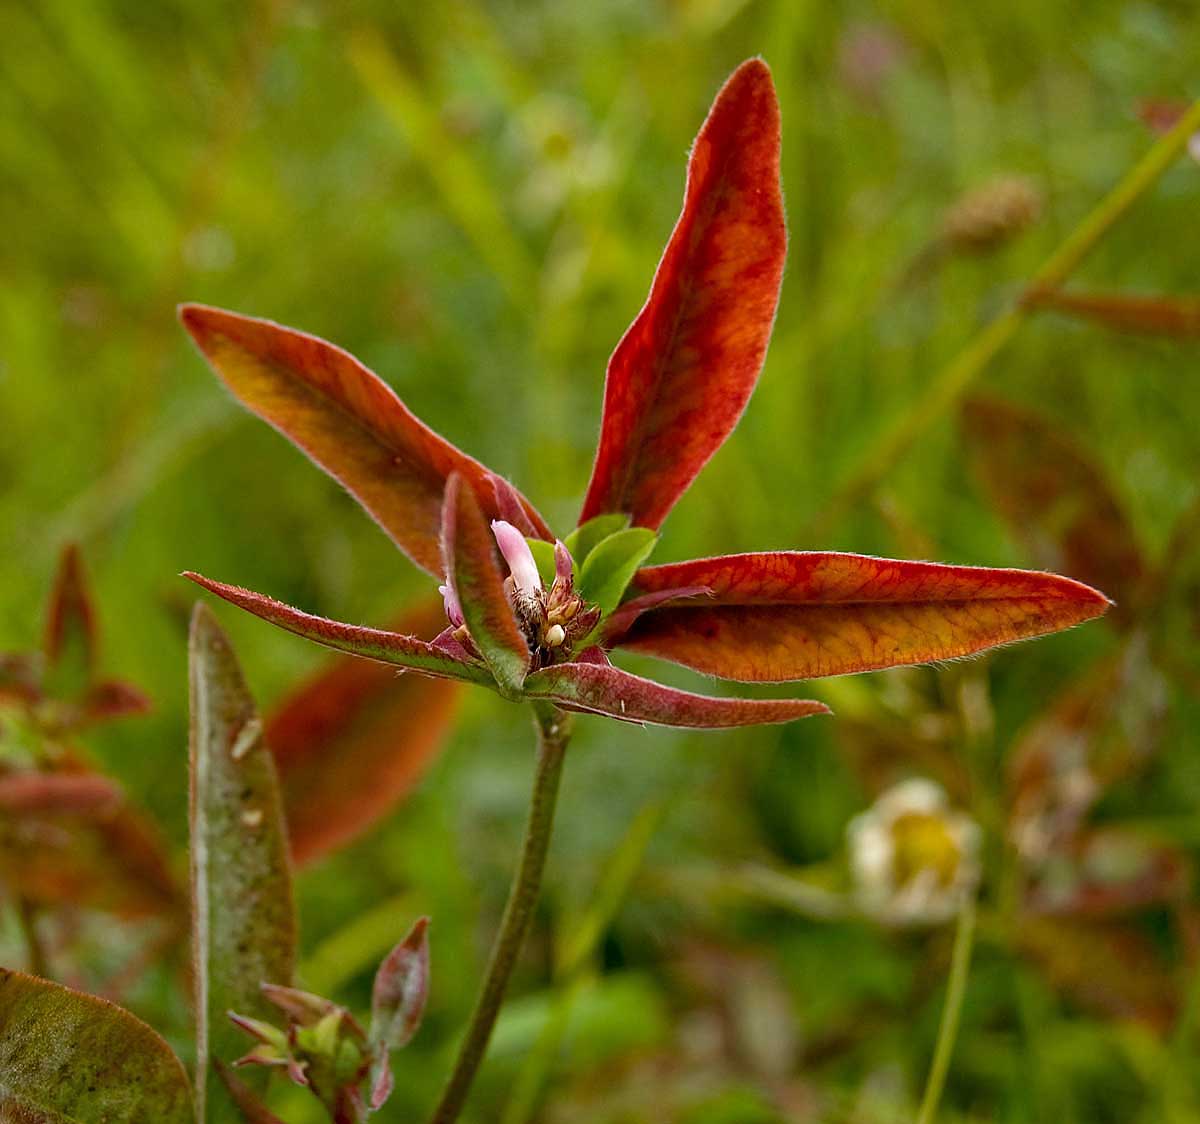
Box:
179;304;548;576
579;58;787;530
962;395;1145;624
267;603;462;866
1025;288;1200;337
42;544;96;700
0;968;193;1123
523;662;828;727
189;604;296;1124
184;572;489;684
440;473;528;695
615;552;1110;682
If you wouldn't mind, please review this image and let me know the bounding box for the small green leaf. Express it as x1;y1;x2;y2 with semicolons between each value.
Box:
526;538;559;586
577;528;658;617
564;514;631;566
0;967;193;1123
189;604;297;1124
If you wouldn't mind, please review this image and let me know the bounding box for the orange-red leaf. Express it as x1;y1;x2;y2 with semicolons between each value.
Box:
615;552;1110;682
440;474;529;694
579;59;787;530
962;394;1146;625
184;572;490;684
179;304;549;576
267;603;462;866
523;661;828;727
1026;287;1200;337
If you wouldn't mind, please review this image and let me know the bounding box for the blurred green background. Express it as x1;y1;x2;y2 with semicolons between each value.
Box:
3;1;1200;1121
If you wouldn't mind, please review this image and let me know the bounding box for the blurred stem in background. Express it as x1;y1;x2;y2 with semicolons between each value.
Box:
812;96;1200;537
916;899;978;1124
429;704;573;1124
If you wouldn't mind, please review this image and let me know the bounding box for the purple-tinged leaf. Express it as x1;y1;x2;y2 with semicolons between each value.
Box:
368;917;431;1110
488;474;553;540
189;604;297;1124
440;474;529;694
267;605;462;867
0;967;193;1123
42;544;96;701
185;572;491;685
579;59;786;530
601;585;712;642
962;394;1146;625
616;552;1110;682
523;662;828;728
179;304;548;576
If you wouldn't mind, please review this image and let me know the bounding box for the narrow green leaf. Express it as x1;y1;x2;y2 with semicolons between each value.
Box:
0;967;193;1123
576;528;658;617
563;514;631;566
189;604;297;1124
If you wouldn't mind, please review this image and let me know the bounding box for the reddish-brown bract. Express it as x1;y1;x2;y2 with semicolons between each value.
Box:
267;604;462;866
44;545;96;671
523;661;828;727
178;305;547;576
617;553;1111;681
579;59;786;529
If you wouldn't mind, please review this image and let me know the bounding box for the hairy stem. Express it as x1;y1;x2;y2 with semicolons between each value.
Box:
813;96;1200;534
916;899;977;1124
427;704;572;1124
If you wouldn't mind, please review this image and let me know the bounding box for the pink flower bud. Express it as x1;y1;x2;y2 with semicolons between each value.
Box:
490;520;542;597
438;583;464;628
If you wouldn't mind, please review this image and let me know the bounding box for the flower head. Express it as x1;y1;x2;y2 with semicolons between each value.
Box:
179;58;1109;731
848;779;981;926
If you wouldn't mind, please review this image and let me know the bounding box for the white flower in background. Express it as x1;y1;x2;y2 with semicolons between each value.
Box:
848;779;980;926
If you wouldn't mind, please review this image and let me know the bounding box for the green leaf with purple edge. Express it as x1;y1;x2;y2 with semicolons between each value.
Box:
184;571;491;686
367;917;431;1110
0;967;193;1123
189;604;297;1124
441;473;530;696
522;661;830;728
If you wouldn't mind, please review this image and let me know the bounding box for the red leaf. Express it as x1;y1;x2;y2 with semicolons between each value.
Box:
440;474;529;694
962;394;1146;626
179;305;549;576
579;59;787;530
1025;288;1200;337
615;552;1110;682
523;661;828;727
267;603;461;866
184;572;490;684
79;679;153;725
0;771;121;816
43;545;96;698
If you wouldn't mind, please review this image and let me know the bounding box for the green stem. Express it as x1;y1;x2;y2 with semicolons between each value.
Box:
813;97;1200;535
916;900;977;1124
427;705;572;1124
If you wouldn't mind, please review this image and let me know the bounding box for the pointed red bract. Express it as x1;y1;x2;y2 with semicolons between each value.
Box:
267;604;462;866
440;474;530;694
184;572;491;684
579;58;787;530
962;394;1146;624
614;553;1110;682
523;661;828;728
179;305;549;577
44;544;96;676
1026;288;1200;337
